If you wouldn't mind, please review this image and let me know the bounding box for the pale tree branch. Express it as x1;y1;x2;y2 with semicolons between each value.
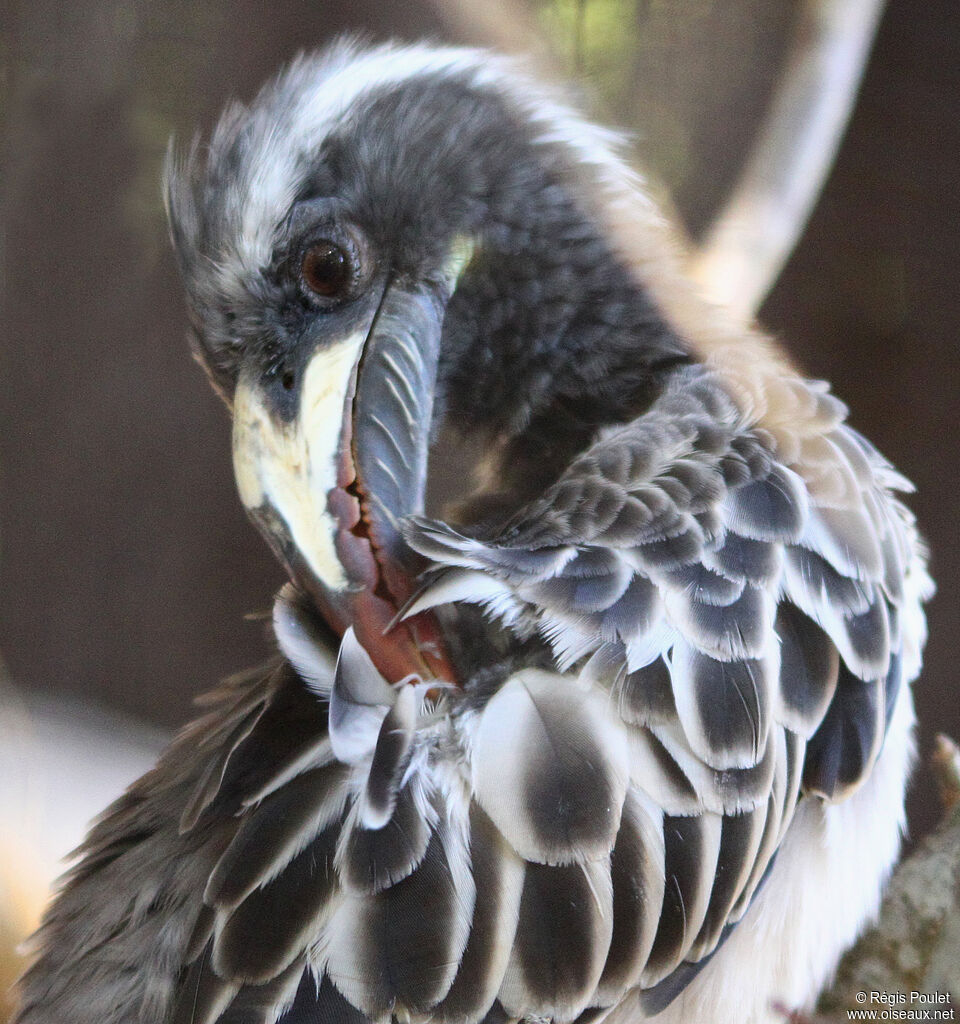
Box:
691;0;888;319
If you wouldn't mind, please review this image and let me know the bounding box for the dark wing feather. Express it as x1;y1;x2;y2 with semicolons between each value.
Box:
324;829;474;1019
211;822;341;983
170;947;239;1024
594;790;665;1003
278;975;372;1024
434;807;525;1024
498;859;613;1021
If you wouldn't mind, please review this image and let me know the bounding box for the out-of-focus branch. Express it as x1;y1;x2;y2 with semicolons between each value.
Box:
0;845;46;1024
429;0;888;322
428;0;550;63
691;0;888;319
932;733;960;814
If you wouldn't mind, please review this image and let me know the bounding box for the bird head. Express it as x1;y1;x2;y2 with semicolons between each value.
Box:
165;40;689;680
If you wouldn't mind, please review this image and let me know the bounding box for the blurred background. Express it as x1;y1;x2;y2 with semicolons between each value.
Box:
1;0;958;1009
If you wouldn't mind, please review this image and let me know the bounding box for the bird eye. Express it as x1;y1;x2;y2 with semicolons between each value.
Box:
300;241;350;298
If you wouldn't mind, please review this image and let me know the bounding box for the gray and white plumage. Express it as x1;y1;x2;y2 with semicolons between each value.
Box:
15;39;932;1024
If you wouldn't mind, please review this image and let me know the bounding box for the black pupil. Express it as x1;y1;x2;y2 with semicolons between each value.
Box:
302;242;348;296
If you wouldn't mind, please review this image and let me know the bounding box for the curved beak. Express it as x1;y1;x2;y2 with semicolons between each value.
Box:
231;241;473;682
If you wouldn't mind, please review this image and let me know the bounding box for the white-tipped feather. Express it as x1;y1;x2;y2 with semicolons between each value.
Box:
402;569;519;619
273;585;336;694
669;637;777;771
357;684;416;829
470;670;630;866
498;856;615;1023
329;628;395;765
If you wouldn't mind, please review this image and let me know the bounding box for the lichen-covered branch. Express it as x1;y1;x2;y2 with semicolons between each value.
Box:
816;736;960;1016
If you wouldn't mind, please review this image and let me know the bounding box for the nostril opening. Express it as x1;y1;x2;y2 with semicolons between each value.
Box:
281;370;295;391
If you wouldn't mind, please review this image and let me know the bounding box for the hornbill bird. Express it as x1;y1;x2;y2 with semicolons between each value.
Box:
15;40;933;1024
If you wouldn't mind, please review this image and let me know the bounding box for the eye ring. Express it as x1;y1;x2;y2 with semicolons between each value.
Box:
300;240;351;299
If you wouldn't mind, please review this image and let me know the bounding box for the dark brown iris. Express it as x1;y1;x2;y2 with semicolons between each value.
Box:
301;241;349;297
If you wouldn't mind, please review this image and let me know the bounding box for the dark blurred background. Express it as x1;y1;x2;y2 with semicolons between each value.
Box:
1;0;958;843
